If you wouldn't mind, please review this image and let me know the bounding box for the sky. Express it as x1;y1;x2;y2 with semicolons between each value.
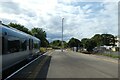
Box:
0;0;119;42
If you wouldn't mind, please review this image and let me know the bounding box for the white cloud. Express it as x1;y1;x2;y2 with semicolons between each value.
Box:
0;0;118;42
82;4;92;10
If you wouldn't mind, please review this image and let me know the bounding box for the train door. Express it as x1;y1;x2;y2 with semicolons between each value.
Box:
2;32;7;55
29;39;33;55
2;32;8;72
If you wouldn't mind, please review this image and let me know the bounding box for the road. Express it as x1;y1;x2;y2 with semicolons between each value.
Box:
9;50;118;79
46;50;118;78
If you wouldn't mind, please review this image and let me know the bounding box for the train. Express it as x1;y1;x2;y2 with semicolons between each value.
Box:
0;22;41;73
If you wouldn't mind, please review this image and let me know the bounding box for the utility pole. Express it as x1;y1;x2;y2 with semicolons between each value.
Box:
61;18;64;52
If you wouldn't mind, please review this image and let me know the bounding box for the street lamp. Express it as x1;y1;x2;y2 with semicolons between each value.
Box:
61;18;64;52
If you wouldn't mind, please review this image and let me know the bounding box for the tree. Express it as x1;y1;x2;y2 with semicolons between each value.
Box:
8;23;32;35
51;40;61;46
101;34;115;46
68;38;82;48
31;28;48;47
68;38;82;52
81;38;97;52
50;40;67;49
63;41;68;48
68;38;76;47
81;38;89;48
43;38;49;47
91;34;116;47
91;34;102;46
85;39;97;52
8;22;49;47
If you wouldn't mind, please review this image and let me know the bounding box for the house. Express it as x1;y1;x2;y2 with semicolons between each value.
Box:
112;36;120;51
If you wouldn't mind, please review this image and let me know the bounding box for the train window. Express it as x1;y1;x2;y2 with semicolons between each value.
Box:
7;36;20;53
21;39;27;51
34;43;38;49
34;41;39;49
32;39;34;49
29;39;30;50
2;37;4;54
29;39;32;50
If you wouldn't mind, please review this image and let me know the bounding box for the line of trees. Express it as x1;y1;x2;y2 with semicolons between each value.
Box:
50;40;67;49
50;34;116;52
6;22;116;52
68;34;116;52
8;22;49;47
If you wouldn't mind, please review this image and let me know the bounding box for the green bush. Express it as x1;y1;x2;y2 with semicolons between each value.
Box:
40;47;46;53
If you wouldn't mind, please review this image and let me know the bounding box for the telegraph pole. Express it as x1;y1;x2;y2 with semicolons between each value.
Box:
61;18;64;52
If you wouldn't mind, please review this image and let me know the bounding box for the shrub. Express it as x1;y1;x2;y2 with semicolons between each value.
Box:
40;47;46;53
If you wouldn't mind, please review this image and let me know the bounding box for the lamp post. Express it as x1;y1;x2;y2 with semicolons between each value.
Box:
61;18;64;52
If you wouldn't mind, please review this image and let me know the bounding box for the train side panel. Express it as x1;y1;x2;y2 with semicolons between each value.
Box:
1;24;40;72
2;51;29;71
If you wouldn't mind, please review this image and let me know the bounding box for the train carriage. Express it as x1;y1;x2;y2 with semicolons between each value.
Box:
0;23;41;72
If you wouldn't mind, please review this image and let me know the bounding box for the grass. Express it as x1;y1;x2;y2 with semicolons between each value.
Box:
97;53;120;59
89;52;120;59
80;51;120;59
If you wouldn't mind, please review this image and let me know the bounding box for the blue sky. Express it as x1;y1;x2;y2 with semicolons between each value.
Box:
0;0;119;42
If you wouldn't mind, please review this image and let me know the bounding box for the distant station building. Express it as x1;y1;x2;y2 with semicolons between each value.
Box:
112;36;120;51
